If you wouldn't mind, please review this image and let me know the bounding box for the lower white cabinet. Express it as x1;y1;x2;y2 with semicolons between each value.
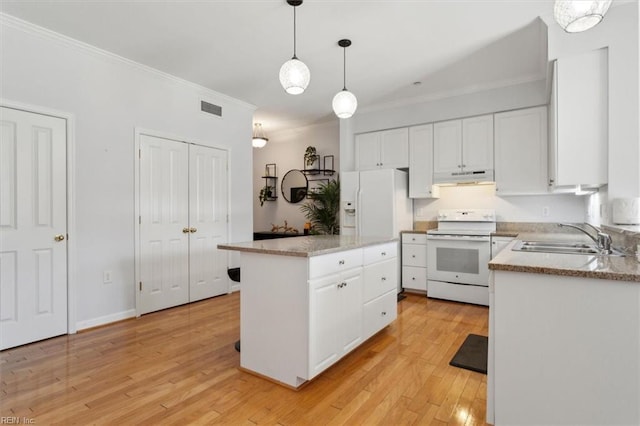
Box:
363;290;397;340
490;236;515;259
309;267;363;378
402;233;428;292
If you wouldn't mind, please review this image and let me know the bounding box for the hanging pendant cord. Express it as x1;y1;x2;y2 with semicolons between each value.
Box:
343;47;347;91
292;6;297;59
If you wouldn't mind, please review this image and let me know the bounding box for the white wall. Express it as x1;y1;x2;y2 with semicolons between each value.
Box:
1;15;255;328
253;121;339;233
547;1;640;202
414;185;586;223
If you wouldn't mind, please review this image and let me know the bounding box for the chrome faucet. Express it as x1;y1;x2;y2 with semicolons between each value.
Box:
558;223;612;254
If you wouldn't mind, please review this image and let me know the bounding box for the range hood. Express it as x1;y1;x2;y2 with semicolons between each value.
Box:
433;169;494;185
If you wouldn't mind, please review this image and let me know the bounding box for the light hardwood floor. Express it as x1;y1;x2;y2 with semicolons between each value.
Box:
0;292;489;425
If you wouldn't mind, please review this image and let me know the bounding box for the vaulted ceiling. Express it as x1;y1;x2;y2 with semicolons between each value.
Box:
0;1;582;134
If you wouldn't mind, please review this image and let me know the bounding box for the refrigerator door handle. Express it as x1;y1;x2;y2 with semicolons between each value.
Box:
356;188;362;236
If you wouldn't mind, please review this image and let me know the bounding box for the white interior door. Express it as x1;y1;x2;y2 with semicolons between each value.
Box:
139;134;189;314
0;106;68;350
188;144;228;302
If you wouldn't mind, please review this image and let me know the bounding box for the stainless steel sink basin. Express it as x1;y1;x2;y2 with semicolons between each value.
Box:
512;241;626;256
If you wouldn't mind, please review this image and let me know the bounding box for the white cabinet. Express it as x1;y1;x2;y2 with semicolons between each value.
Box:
433;115;493;175
401;233;427;292
408;124;438;198
494;106;548;195
355;128;409;170
309;267;363;378
549;48;608;189
490;236;515;259
362;243;398;340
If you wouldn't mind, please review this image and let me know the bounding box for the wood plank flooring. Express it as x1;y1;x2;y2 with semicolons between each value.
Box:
0;292;489;425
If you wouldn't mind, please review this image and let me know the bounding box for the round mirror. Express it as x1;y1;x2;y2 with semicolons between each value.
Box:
281;169;308;203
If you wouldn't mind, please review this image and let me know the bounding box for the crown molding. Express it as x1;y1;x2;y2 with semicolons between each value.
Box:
0;12;256;112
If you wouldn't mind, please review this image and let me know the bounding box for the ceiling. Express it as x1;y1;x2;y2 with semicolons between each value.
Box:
1;0;570;136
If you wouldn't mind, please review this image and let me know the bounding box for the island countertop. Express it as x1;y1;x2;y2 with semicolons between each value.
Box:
218;235;398;258
489;233;640;282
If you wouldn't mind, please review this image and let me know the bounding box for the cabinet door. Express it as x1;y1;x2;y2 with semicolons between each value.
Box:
494;107;548;195
409;124;435;198
355;132;380;171
402;244;427;268
433;120;462;174
491;237;514;259
309;274;340;377
339;268;363;354
379;128;409;169
555;48;608;186
462;115;494;171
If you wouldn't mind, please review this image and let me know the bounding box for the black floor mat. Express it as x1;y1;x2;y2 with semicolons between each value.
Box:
449;334;488;374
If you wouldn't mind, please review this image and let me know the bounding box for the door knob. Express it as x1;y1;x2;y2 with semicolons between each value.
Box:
189;227;197;233
183;227;190;233
54;234;65;242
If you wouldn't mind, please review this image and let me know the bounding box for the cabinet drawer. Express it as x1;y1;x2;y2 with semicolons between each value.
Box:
363;242;397;265
402;266;427;291
309;248;363;279
402;244;427;267
363;290;397;340
363;259;397;303
401;233;427;245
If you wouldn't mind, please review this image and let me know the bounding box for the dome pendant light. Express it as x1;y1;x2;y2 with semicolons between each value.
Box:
252;123;268;148
332;39;357;119
554;0;612;33
279;0;310;95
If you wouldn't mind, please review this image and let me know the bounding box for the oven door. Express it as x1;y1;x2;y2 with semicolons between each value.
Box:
427;234;491;286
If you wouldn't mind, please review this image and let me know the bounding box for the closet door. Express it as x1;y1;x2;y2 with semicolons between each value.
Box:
139;134;189;315
189;145;229;301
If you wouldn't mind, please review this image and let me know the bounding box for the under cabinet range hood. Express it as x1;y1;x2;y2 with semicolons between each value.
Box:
433;169;494;185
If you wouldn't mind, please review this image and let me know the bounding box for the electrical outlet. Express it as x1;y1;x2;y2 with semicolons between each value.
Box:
542;206;550;217
103;270;112;284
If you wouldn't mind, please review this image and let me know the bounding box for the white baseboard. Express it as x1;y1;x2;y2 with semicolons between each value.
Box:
230;284;240;293
76;309;136;331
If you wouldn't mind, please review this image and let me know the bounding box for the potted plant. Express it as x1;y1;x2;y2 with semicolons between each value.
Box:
304;146;320;169
259;185;274;206
300;179;340;235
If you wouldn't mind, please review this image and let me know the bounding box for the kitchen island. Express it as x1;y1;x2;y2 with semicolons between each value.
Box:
487;237;640;425
218;235;399;388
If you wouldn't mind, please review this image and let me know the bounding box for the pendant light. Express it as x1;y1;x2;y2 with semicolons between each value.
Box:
332;39;357;119
554;0;612;33
279;0;310;95
252;123;268;148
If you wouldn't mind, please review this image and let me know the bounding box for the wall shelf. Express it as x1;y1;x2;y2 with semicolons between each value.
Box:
261;164;278;202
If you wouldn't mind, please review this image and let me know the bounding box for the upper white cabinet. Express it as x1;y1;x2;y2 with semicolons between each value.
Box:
494;106;548;195
549;48;608;188
408;124;437;198
433;115;494;175
355;128;409;170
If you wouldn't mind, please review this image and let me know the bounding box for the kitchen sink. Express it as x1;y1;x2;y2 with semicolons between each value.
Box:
512;241;626;256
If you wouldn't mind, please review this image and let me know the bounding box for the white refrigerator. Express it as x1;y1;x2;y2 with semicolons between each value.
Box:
341;169;413;292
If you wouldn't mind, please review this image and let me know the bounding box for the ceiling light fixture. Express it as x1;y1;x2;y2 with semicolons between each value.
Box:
252;123;268;148
332;39;357;119
553;0;612;33
279;0;310;95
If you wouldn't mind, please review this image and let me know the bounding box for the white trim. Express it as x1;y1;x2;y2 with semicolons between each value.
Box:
134;127;232;316
76;309;136;331
0;98;78;334
0;12;255;112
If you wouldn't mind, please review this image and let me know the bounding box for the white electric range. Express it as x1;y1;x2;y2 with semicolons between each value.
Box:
426;209;496;306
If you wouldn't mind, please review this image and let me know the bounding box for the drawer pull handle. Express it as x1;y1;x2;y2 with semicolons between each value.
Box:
411;255;415;258
381;252;386;256
337;282;347;288
412;277;415;280
338;260;345;265
381;311;387;316
381;277;386;281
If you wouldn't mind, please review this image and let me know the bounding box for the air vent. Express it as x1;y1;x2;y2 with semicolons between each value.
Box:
201;100;222;117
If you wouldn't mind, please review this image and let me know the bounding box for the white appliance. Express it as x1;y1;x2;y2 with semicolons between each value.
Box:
341;169;413;293
426;209;496;306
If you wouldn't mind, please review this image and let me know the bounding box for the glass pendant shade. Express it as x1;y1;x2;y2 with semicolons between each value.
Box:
332;89;358;119
279;58;311;95
252;123;268;148
554;0;612;33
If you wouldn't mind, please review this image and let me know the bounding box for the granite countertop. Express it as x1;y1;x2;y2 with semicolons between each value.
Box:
490;233;640;282
218;235;398;258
